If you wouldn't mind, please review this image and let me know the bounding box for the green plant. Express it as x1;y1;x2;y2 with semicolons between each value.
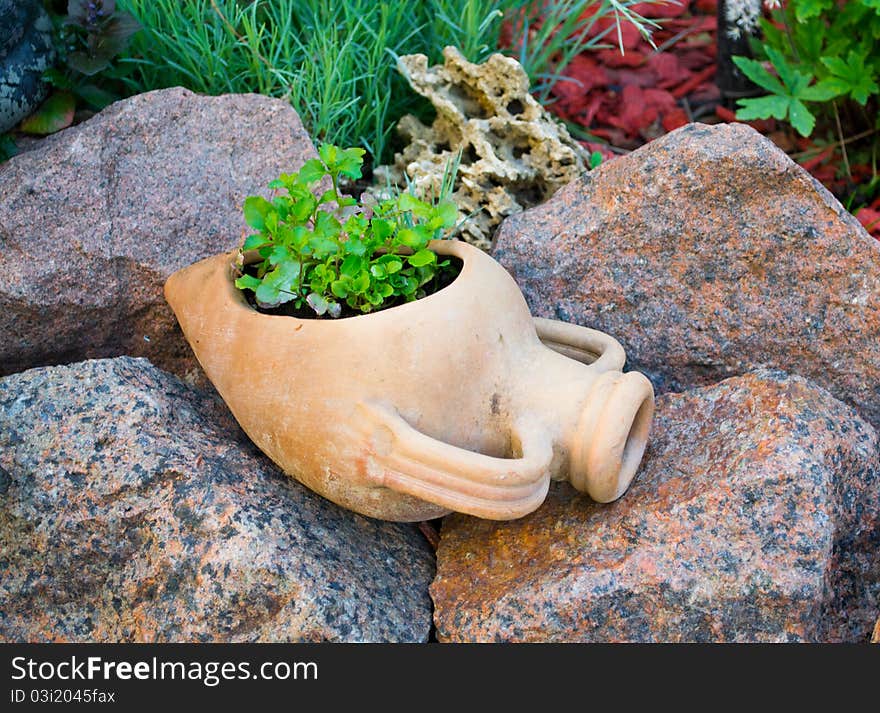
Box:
732;46;835;136
20;1;140;136
733;1;880;137
234;144;460;318
111;1;673;161
115;0;510;162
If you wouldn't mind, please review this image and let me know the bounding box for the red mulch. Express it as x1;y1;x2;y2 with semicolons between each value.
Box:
503;1;880;240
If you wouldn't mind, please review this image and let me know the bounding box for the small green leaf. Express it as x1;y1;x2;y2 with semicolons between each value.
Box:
290;195;317;222
377;254;403;273
391;274;418;295
788;99;816;137
409;249;437;267
234;274;261;292
306;235;338;257
397;227;430;251
434;200;458;228
735;94;790;122
340;254;364;278
369;218;394;242
297;159;326;185
268;245;291;265
67;52;113;76
318;189;337;205
242;234;268;251
243;196;273;230
764;47;799;91
335;147;366;178
589;151;603;169
255;261;300;306
795;0;833;22
314;211;342;238
377;282;394;298
350;271;371;293
331;280;349;298
318;143;338;167
800;81;841;102
19;92;76;135
731;56;786;96
398;192;432;219
345;239;367;258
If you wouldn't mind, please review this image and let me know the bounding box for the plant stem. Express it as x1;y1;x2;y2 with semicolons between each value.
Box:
780;5;800;63
832;100;852;180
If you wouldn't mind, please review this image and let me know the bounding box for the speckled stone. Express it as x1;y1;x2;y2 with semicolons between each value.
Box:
0;0;55;133
431;371;880;642
0;88;319;380
492;122;880;429
0;358;434;642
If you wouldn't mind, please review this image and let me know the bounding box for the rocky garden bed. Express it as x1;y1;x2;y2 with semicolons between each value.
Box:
1;1;879;644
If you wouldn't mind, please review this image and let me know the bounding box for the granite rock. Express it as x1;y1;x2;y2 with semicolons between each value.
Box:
431;371;880;642
0;87;318;379
0;357;434;642
493;122;880;428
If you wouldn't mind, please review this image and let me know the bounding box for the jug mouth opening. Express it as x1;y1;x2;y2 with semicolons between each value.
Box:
229;239;476;324
617;393;653;494
568;371;655;503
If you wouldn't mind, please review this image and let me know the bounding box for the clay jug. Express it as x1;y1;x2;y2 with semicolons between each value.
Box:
164;239;654;521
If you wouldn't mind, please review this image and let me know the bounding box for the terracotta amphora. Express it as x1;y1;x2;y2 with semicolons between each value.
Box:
164;239;654;521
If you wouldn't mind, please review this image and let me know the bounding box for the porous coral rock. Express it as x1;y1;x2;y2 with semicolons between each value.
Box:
372;46;588;250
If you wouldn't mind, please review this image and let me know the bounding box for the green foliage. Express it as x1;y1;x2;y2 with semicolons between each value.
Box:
234;144;460;318
733;0;880;137
112;0;673;161
732;47;835;136
41;0;141;115
115;0;511;163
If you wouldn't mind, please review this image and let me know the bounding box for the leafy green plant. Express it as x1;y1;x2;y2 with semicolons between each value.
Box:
21;1;140;136
112;1;674;162
234;144;460;318
733;1;880;137
732;46;835;136
115;0;508;162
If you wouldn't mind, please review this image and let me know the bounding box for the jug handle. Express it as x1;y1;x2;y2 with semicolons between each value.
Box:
356;401;553;520
534;317;626;372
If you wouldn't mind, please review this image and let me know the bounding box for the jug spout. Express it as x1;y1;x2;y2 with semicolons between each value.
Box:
566;370;655;502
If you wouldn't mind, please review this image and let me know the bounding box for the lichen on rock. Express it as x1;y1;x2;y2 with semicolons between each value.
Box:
371;46;588;250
